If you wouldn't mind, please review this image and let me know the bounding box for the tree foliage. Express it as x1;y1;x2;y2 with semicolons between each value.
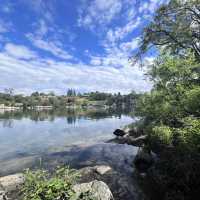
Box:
136;0;200;60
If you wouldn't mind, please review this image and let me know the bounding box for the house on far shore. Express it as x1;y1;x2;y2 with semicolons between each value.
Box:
14;103;24;107
0;104;4;109
87;100;107;108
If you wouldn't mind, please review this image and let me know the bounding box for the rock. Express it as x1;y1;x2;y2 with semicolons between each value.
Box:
78;165;146;200
73;180;114;200
113;129;126;137
0;190;7;200
126;135;148;146
0;173;24;192
123;126;130;133
95;165;112;175
114;135;148;147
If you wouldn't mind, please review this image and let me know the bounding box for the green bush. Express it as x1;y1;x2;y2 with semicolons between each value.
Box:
22;166;95;200
176;117;200;152
152;126;173;145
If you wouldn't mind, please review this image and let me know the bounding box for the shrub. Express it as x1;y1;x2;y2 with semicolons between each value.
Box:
177;117;200;152
22;166;95;200
152;125;173;145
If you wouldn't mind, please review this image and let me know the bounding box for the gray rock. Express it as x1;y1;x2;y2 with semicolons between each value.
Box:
95;165;112;175
73;180;114;200
78;165;146;200
0;190;7;200
0;173;24;192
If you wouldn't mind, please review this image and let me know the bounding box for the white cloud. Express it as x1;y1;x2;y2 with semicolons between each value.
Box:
0;0;156;94
27;34;73;60
139;0;167;14
21;0;54;22
120;37;140;54
106;17;141;44
90;57;102;66
78;0;122;30
139;2;149;13
0;47;151;94
4;43;38;59
35;19;49;37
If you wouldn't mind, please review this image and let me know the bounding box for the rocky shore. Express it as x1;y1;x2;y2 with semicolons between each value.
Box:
0;164;146;200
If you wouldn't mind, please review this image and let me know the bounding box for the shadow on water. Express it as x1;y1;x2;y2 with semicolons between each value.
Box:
0;142;148;200
0;143;138;176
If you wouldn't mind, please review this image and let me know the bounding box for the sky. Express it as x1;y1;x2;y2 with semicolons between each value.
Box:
0;0;165;95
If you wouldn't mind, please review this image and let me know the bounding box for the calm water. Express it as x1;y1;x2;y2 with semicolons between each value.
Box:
0;109;148;200
0;108;136;174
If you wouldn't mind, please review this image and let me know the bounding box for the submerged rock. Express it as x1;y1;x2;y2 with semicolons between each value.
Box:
73;180;114;200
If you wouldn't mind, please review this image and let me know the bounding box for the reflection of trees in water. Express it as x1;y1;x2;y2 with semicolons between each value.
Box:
66;116;76;124
2;119;14;128
0;108;131;125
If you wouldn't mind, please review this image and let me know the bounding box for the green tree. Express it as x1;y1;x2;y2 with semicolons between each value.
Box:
135;0;200;61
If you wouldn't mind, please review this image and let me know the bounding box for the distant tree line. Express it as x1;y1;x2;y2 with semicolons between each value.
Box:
0;88;141;110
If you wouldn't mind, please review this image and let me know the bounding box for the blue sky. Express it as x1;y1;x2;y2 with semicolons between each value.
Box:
0;0;165;94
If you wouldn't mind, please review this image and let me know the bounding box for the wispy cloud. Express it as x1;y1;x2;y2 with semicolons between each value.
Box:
27;34;73;60
106;17;141;44
78;0;122;30
0;19;12;33
21;0;54;22
4;43;38;60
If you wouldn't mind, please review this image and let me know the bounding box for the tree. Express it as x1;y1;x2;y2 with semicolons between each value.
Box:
4;88;14;96
135;52;200;127
134;0;200;61
31;92;39;97
67;89;76;97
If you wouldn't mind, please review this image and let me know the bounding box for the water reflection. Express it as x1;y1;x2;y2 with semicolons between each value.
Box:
0;108;134;163
0;108;127;126
2;119;14;128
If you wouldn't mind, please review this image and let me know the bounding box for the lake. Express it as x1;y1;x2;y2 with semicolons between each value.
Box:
0;108;149;200
0;108;138;175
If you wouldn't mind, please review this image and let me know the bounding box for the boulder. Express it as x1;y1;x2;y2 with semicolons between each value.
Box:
73;180;114;200
0;189;7;200
78;165;146;200
113;129;126;137
0;173;24;192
